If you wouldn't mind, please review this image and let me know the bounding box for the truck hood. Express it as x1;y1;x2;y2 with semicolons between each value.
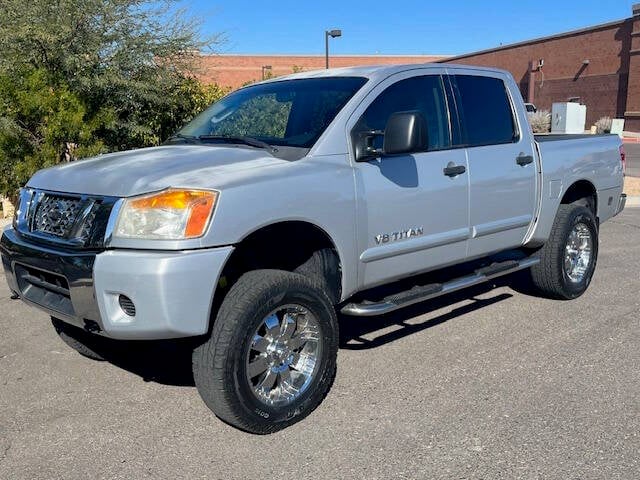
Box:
27;145;288;197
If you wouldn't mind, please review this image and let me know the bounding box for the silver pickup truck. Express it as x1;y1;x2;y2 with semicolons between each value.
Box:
1;64;626;433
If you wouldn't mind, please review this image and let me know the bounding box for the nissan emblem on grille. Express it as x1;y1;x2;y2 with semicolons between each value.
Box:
33;195;83;237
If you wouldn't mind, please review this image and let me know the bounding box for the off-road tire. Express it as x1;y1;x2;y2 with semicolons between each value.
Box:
51;317;106;361
192;269;339;434
294;248;341;304
530;204;599;299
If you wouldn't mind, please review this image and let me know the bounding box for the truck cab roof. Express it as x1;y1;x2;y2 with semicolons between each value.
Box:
253;63;513;86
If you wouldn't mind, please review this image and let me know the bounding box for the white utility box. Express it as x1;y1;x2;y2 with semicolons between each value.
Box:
610;118;625;137
551;102;587;134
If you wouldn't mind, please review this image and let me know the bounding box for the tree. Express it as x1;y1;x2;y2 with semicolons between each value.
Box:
0;0;227;200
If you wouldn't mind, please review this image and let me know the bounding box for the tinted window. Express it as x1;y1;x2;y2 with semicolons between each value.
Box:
452;75;517;146
354;75;451;151
179;77;367;148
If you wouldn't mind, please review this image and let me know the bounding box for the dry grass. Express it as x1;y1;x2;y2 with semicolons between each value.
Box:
624;176;640;196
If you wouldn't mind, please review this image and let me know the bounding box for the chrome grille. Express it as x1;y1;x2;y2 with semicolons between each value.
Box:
15;189;118;248
33;194;83;237
78;205;98;243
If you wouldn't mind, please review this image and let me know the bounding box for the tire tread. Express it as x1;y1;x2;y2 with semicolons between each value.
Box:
193;269;337;434
530;204;597;299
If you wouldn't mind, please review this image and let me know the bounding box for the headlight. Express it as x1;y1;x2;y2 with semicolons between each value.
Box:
114;189;218;240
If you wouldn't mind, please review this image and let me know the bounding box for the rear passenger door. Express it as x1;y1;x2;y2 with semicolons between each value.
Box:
449;72;537;258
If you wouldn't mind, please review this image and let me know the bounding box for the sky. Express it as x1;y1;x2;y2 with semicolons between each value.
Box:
186;0;632;56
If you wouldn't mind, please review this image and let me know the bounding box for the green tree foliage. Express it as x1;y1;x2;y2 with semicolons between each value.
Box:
213;95;292;139
0;0;227;199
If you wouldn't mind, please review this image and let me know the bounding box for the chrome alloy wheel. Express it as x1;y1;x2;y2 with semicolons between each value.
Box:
245;305;322;407
564;222;593;283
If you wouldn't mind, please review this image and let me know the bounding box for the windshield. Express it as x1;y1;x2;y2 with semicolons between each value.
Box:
177;77;367;149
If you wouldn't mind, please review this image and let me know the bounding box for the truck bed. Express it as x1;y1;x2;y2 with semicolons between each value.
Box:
534;133;615;142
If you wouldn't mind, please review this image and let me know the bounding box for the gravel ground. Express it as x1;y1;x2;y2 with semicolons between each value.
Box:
625;176;640;196
1;210;639;479
625;143;639;178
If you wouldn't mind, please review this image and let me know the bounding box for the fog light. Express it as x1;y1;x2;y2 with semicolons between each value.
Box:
118;294;136;317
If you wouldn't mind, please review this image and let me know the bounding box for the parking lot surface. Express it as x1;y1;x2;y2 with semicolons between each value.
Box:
625;143;640;177
1;210;639;479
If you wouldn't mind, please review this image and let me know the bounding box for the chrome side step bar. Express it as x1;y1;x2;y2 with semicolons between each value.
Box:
341;257;539;317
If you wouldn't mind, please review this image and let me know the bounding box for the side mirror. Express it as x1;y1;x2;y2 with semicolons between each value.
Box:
383;111;428;155
353;111;428;162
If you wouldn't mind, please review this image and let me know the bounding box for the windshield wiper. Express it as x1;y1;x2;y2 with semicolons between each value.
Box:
165;133;198;143
197;135;277;152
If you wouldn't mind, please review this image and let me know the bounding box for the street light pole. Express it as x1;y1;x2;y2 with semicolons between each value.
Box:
325;29;342;69
325;32;329;69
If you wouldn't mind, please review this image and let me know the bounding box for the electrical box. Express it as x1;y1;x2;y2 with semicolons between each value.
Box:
610;119;625;137
551;102;587;134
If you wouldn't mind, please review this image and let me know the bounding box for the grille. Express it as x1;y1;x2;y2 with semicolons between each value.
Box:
78;205;98;243
33;194;83;238
18;189;116;248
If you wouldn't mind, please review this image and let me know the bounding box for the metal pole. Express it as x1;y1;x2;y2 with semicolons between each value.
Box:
325;31;329;69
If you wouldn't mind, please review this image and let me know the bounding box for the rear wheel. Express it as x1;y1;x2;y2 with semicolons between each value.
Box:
192;269;338;434
51;318;106;361
530;203;598;299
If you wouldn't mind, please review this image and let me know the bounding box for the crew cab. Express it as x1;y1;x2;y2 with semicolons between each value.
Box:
1;64;626;433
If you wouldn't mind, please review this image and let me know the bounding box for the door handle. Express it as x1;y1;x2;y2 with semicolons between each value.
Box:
516;154;534;166
443;162;466;177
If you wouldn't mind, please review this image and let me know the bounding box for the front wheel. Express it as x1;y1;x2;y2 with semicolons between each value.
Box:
192;269;339;434
530;203;599;299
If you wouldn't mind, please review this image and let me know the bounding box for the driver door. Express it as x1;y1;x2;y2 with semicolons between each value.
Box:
349;71;470;290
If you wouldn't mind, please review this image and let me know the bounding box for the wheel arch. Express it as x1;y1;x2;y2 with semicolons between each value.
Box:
207;220;344;332
560;179;598;218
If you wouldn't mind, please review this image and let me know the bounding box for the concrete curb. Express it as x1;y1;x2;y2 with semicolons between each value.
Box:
625;195;640;207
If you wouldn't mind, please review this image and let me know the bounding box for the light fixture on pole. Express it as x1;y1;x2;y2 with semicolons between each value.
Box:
325;29;342;69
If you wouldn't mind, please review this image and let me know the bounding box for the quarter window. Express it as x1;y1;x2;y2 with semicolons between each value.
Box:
451;75;517;147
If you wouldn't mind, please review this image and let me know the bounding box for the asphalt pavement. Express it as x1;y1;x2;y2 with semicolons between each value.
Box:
1;210;639;479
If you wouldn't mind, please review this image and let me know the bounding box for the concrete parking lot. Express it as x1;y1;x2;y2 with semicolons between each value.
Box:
1;210;639;479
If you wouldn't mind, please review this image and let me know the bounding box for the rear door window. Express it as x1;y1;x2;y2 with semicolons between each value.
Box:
451;75;517;147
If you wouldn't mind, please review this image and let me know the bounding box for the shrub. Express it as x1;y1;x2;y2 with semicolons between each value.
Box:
0;0;226;199
595;116;612;134
528;110;551;133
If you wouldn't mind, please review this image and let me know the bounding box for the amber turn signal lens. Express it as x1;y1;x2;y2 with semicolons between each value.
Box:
116;189;218;240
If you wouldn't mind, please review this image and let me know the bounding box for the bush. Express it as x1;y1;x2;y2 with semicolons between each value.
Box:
528;110;551;133
595;116;612;134
0;0;226;199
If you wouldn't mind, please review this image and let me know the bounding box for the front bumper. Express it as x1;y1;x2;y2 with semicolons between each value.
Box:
1;227;233;340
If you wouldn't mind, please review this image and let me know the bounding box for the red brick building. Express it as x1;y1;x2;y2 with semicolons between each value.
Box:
196;5;640;132
195;54;447;89
439;4;640;131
